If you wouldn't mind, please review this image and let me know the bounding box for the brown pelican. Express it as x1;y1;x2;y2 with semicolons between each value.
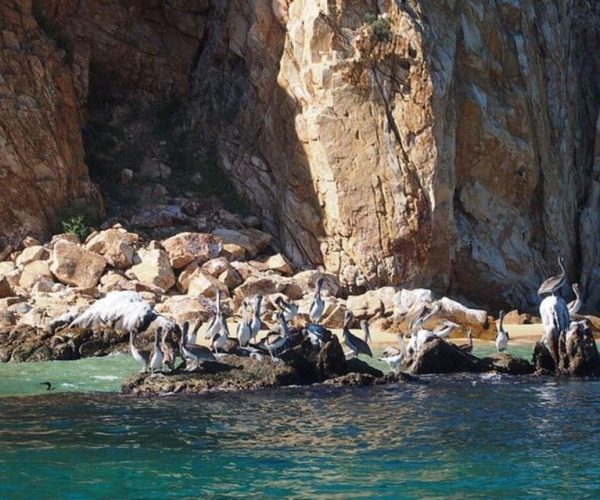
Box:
408;302;442;353
70;291;160;335
204;289;223;340
275;296;299;322
567;283;582;318
259;312;291;359
309;278;325;324
129;330;150;372
495;310;509;352
379;333;407;373
149;327;164;373
361;320;372;344
343;311;373;358
457;328;473;354
249;295;263;342
415;320;459;352
212;311;231;354
539;295;570;346
236;301;252;347
180;322;217;368
537;256;566;296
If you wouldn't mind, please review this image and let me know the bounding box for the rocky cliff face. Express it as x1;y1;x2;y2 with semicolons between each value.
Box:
2;0;600;311
0;0;100;245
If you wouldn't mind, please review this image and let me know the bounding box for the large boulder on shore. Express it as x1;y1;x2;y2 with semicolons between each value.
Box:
128;248;175;292
162;232;221;269
50;241;107;288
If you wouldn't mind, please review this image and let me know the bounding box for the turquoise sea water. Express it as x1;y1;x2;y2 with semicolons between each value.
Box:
2;345;600;497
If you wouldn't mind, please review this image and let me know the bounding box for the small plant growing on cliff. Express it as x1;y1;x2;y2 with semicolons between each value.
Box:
364;13;392;43
62;215;90;241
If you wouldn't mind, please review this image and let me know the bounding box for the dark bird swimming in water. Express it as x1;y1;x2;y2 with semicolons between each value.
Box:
40;382;53;391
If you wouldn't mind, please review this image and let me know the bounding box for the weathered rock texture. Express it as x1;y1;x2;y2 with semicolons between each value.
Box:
4;0;600;312
0;0;100;243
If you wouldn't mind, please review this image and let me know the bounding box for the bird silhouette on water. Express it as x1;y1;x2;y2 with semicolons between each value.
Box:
40;382;54;391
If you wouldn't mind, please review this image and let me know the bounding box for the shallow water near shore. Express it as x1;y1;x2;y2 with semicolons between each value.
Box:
3;343;599;497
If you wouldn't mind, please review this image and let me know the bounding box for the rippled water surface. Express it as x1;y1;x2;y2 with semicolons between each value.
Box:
2;346;600;497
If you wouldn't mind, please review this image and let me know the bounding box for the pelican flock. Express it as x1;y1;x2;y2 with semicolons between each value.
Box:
47;255;592;377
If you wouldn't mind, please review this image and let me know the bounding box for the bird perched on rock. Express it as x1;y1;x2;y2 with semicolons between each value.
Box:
67;291;177;338
379;333;407;373
343;311;372;358
309;278;325;324
495;310;509;353
537;256;567;296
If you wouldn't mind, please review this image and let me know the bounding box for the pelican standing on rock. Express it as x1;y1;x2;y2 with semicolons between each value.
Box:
343;311;373;359
129;330;150;372
567;283;582;318
415;320;459;352
180;322;217;369
361;320;372;344
379;333;407;373
212;311;231;354
204;290;223;340
408;302;442;354
249;295;263;343
495;310;509;353
149;328;164;373
309;278;325;324
275;296;299;322
458;328;473;354
537;256;567;296
260;312;291;359
539;295;570;347
237;301;252;348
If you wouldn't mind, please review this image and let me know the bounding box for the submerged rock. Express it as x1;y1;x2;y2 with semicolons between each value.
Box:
485;353;534;375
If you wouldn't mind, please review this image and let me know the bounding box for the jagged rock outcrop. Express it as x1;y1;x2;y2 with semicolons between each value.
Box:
0;0;100;244
4;0;600;313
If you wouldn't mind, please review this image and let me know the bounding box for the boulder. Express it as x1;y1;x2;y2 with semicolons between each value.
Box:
162;232;221;269
85;228;138;269
212;229;258;258
503;310;535;325
15;245;48;267
19;260;53;290
128;248;175;291
176;261;200;293
160;295;214;324
221;243;247;261
239;228;273;253
532;321;600;376
485;353;534;375
187;271;230;299
50;233;80;247
219;267;243;290
347;287;396;319
229;261;258;281
22;236;41;247
409;337;490;374
50;241;107;289
293;270;340;297
253;254;294;275
201;257;230;277
234;275;301;301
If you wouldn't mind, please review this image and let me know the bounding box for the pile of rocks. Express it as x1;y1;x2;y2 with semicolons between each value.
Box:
0;211;496;362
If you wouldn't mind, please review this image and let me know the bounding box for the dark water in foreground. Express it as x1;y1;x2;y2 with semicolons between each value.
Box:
2;349;600;497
